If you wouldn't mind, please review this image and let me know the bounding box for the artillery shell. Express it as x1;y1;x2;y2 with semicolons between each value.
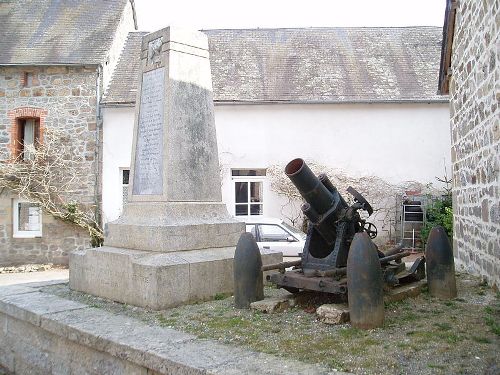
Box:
347;232;384;329
233;233;264;308
426;226;457;299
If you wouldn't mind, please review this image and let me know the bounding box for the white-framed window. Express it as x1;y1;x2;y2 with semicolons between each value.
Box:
232;169;266;217
13;199;42;238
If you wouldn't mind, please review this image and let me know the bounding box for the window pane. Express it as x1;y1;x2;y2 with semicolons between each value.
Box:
245;225;256;238
18;202;41;231
122;169;130;185
23;119;35;161
235;182;248;203
232;169;266;176
259;225;289;242
235;204;248;216
250;204;263;215
250;182;263;203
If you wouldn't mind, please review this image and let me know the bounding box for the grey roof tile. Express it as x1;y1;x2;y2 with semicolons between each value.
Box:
104;27;446;104
0;0;129;65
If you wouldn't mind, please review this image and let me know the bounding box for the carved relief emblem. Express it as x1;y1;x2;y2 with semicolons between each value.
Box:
148;37;163;67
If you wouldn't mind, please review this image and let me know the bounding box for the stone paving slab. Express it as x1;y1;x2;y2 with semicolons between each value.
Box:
0;290;86;326
0;282;347;374
0;284;38;297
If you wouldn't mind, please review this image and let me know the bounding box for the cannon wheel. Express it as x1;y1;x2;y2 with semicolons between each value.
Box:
363;222;378;239
347;186;374;216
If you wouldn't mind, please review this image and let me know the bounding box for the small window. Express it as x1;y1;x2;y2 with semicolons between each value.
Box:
24;72;34;87
121;168;130;205
258;224;290;242
232;168;266;217
234;181;263;216
15;118;40;160
13;199;42;238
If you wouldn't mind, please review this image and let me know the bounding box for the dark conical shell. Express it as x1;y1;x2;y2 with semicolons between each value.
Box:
426;226;457;299
347;232;384;329
233;233;264;308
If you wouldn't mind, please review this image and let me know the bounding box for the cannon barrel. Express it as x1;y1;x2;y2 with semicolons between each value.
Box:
285;158;333;215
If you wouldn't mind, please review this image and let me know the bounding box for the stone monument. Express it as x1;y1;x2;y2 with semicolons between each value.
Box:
70;27;280;309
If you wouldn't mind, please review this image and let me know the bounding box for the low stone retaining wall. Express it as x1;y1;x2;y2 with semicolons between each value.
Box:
0;282;340;374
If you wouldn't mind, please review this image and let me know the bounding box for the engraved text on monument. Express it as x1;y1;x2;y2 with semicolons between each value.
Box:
133;67;165;195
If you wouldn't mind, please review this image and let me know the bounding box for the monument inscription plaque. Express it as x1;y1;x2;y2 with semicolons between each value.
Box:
133;67;165;195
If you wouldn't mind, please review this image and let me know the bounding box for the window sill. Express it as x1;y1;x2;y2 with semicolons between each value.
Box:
13;234;43;239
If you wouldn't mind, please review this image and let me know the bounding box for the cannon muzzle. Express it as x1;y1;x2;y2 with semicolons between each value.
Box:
285;158;334;215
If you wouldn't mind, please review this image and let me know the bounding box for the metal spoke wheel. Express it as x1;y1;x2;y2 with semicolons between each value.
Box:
363;222;378;239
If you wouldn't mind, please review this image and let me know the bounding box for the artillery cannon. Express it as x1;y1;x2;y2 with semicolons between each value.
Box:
267;158;425;296
234;158;457;328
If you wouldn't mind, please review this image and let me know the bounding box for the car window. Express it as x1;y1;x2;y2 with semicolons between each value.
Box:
258;224;290;242
245;224;256;238
281;222;306;240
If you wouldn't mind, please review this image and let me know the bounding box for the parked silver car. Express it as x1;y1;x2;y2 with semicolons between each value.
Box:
243;217;306;257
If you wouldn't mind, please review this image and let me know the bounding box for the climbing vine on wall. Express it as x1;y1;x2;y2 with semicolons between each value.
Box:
268;161;436;241
0;129;103;246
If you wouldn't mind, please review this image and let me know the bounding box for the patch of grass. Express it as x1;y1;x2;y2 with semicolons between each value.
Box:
156;314;177;327
434;322;452;331
400;311;420;322
338;327;364;339
385;300;408;309
484;316;500;336
213;293;229;301
406;329;463;344
430;309;444;316
443;300;456;307
471;336;491;344
207;316;252;330
484;304;500;336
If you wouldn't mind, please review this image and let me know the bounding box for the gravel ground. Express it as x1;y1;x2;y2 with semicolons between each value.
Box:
0;263;67;274
42;273;499;375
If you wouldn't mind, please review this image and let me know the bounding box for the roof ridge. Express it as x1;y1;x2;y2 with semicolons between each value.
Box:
201;26;442;32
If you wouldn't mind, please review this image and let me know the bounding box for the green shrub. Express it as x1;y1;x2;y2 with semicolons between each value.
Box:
421;194;453;244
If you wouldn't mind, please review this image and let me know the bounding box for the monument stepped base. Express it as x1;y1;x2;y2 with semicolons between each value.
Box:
69;246;281;310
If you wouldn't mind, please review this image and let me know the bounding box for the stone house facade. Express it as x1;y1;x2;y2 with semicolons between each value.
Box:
0;0;137;266
439;0;499;287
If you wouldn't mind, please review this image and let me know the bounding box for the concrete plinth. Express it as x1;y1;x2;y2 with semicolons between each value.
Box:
105;202;243;252
70;246;281;309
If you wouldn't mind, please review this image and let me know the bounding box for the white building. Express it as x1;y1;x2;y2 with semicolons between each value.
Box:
101;27;450;243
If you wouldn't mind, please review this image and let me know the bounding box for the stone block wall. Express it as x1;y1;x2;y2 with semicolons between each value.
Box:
450;0;499;287
0;66;100;265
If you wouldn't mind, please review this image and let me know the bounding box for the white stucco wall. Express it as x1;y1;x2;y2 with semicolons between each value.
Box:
102;102;451;239
102;107;135;223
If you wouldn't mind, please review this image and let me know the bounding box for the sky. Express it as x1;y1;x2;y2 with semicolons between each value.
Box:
134;0;447;31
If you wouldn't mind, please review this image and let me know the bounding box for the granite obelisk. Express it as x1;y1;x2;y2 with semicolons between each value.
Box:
69;27;280;309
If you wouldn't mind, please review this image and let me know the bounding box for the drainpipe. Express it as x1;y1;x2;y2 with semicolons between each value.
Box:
94;65;103;231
